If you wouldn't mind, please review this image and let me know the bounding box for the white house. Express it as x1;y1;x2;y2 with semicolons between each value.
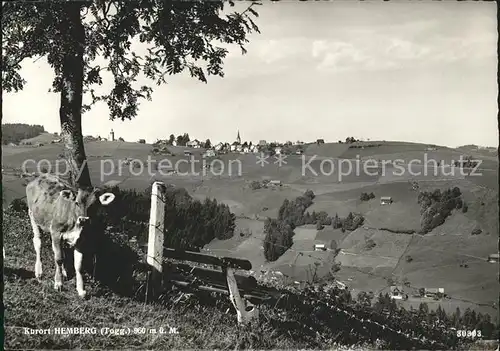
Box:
424;288;444;298
390;286;405;300
203;149;216;158
230;144;237;152
214;142;224;151
314;244;326;251
380;196;393;205
187;139;201;148
488;253;499;263
274;147;282;155
243;146;250;153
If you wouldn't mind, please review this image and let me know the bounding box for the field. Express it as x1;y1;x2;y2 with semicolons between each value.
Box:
2;138;499;320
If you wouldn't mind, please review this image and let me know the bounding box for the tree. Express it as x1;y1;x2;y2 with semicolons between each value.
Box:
176;135;183;146
332;213;342;229
204;138;211;149
2;1;261;187
168;134;175;145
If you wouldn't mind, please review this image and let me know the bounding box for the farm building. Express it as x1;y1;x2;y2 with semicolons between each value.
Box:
390;286;407;300
203;149;216;158
274;147;282;155
380;196;393;205
317;139;325;144
259;140;267;146
269;180;282;186
334;281;347;289
314;244;326;251
184;150;192;156
488;253;499;263
187;139;201;148
424;288;444;298
214;142;224;151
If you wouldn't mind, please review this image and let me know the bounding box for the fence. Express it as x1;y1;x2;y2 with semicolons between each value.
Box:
145;181;274;325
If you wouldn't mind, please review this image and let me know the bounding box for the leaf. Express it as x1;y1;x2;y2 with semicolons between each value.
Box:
248;8;259;18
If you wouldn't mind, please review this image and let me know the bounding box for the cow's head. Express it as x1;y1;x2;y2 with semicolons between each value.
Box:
57;187;115;247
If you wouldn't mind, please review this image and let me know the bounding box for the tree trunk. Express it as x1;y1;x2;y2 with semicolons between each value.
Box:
58;3;92;188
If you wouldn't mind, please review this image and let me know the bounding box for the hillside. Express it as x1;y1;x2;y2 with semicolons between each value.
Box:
1;123;45;145
5;209;480;350
2;138;499;326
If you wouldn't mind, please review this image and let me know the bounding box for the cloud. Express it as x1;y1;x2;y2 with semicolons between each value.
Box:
311;40;328;58
313;27;496;73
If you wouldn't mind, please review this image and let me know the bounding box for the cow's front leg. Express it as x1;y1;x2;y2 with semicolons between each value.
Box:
52;239;64;291
29;210;43;280
74;249;86;298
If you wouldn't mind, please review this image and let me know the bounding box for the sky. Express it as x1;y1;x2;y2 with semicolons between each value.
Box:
3;1;498;148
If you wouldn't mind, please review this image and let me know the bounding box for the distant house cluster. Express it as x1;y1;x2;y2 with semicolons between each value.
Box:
177;130;308;157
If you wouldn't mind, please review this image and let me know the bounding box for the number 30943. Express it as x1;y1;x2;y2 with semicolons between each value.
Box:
457;330;482;338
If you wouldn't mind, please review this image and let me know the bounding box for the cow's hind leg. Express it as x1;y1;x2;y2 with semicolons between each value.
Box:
29;210;43;280
51;238;64;291
74;249;86;298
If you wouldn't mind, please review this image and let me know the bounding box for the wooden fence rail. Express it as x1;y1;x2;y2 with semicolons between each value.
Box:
145;181;266;325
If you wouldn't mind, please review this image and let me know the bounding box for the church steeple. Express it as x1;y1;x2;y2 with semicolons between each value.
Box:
236;130;241;144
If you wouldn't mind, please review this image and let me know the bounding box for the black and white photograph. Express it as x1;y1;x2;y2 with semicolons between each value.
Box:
2;0;499;349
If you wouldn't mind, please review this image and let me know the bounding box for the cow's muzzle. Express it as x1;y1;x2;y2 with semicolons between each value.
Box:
77;216;90;226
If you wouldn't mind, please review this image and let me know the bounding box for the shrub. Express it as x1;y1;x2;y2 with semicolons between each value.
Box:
330;239;338;251
418;187;464;233
263;218;294;261
471;228;482;235
462;202;468;213
360;192;370;201
250;180;261;190
277;190;316;227
343;212;364;231
332;213;342;229
8;198;28;214
364;239;376;250
405;255;413;263
316;222;324;230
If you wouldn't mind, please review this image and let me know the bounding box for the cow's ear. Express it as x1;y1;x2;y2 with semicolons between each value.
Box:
60;190;75;200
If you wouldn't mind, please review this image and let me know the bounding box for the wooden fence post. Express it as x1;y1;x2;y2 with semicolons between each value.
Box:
146;181;166;301
225;267;259;325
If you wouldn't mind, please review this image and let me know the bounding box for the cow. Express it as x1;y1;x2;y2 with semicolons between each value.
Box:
26;174;115;298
